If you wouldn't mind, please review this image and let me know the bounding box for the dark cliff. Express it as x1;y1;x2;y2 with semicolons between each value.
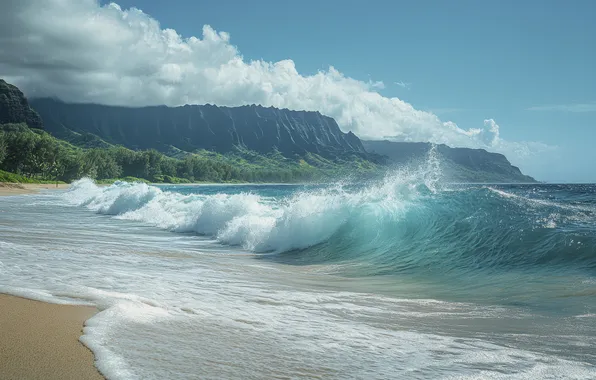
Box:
29;98;367;160
362;140;536;183
23;94;536;183
0;79;43;129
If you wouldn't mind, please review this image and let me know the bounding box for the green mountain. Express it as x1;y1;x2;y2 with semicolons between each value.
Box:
1;78;536;184
0;79;43;130
30;98;370;162
0;81;379;183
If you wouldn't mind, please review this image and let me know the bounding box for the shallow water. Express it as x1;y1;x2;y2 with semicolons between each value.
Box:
0;174;595;379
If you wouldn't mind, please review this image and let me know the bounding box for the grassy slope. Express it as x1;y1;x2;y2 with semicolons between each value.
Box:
0;126;383;184
0;170;67;184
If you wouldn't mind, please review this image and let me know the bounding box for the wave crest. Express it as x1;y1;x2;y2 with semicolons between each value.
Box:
65;158;596;275
66;164;430;254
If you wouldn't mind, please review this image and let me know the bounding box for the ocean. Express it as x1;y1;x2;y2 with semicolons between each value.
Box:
1;161;595;378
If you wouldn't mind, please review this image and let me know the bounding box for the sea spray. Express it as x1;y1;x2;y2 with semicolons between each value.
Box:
66;150;442;254
64;150;595;275
65;176;417;253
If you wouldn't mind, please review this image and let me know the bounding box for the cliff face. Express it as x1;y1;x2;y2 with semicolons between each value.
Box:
362;140;536;183
29;98;366;159
24;94;536;183
0;79;43;129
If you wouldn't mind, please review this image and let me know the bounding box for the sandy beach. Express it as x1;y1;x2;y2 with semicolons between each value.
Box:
0;294;104;380
0;183;70;196
1;184;105;379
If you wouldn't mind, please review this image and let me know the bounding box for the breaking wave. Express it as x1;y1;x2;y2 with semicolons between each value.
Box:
65;150;596;276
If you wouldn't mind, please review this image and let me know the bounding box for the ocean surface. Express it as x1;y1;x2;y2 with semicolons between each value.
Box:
1;162;595;378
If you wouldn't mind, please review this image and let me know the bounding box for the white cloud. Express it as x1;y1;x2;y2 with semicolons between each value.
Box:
394;81;411;90
526;102;596;113
478;119;553;162
0;0;553;174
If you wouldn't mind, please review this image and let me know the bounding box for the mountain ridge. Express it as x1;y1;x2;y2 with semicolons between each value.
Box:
29;98;368;161
0;79;43;130
22;92;535;183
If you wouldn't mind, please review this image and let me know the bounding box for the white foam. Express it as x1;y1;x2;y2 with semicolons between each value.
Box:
1;165;594;379
65;171;427;253
0;206;594;379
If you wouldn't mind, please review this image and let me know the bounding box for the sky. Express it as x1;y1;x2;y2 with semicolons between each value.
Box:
0;0;594;182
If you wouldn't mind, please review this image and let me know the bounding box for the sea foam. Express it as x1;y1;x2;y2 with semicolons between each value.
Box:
1;163;595;379
65;172;423;253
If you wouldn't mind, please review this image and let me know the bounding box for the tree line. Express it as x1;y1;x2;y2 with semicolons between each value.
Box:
0;123;325;183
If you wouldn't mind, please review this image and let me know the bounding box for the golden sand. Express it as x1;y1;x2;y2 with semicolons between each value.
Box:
0;294;104;380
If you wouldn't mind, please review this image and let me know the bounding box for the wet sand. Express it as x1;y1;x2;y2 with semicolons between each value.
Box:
0;294;104;380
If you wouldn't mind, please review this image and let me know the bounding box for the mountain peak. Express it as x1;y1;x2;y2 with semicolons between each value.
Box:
0;79;43;130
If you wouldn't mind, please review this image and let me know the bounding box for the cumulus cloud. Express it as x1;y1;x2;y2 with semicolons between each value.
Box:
477;119;552;162
0;0;552;172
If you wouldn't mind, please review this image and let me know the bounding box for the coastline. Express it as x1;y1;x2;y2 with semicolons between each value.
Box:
0;182;70;196
0;294;105;380
0;181;308;197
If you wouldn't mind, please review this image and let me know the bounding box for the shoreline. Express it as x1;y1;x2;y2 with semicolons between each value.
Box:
0;182;70;196
0;294;105;380
0;180;557;198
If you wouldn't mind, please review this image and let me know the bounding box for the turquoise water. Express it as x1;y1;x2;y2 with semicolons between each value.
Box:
0;169;595;378
155;181;596;310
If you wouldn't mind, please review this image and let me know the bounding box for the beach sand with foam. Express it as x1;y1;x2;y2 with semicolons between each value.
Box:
0;294;104;380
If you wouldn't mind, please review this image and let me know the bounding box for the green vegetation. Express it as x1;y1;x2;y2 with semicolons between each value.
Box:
0;169;66;184
1;78;536;186
0;123;382;184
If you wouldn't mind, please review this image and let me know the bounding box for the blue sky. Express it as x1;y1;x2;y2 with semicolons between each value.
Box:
100;0;595;182
2;0;594;182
